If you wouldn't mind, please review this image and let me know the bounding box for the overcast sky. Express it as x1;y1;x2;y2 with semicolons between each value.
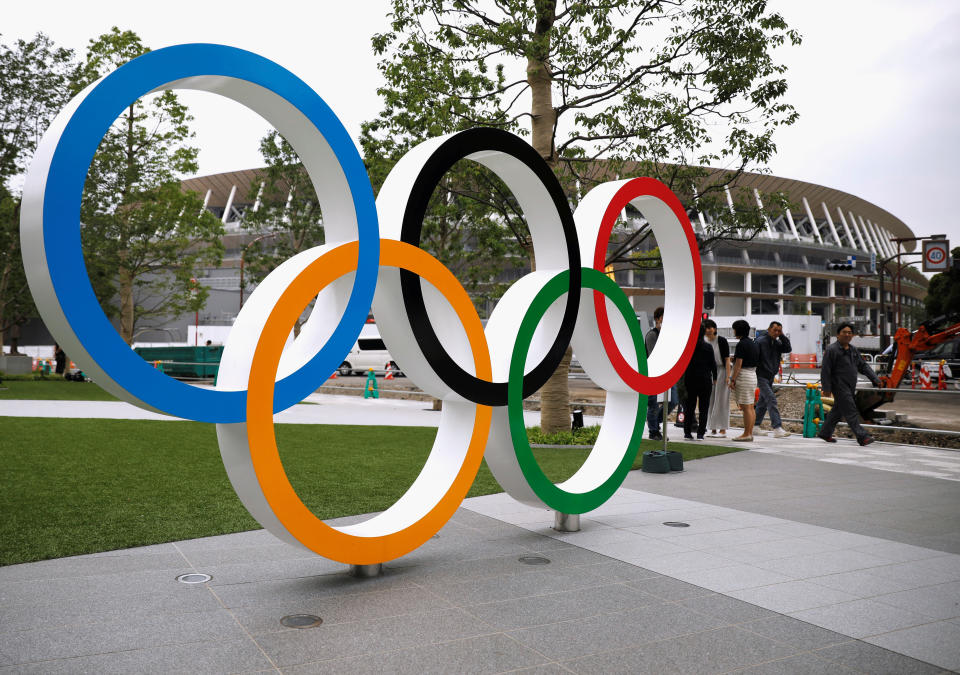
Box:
6;0;959;255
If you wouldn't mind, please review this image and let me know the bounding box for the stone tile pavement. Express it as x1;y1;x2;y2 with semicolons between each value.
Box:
699;428;960;482
2;473;958;673
1;396;958;672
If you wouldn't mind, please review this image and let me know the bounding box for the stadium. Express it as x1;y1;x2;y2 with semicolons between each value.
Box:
171;167;927;352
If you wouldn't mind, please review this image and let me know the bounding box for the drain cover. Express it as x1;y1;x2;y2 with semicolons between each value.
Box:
281;614;323;629
175;573;212;584
662;522;690;528
518;555;551;565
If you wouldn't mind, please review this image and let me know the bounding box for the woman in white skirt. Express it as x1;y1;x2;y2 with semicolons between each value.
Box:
728;319;759;441
703;319;730;437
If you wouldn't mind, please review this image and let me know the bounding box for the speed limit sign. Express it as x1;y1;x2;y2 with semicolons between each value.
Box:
923;240;951;272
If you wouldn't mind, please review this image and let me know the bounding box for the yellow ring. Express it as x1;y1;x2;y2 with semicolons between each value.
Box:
246;239;492;564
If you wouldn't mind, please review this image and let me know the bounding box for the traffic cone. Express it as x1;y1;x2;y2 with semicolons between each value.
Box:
329;370;338;379
938;360;948;390
384;363;394;380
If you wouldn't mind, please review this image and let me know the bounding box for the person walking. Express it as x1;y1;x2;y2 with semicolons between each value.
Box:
703;319;730;437
755;320;792;438
728;319;758;442
645;306;676;440
54;343;67;376
818;322;882;446
683;323;716;440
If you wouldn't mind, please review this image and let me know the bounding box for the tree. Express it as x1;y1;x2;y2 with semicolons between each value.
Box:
74;28;223;344
364;0;801;432
924;247;960;323
0;33;76;353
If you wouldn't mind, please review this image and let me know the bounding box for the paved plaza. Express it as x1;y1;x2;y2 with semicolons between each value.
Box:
1;396;958;673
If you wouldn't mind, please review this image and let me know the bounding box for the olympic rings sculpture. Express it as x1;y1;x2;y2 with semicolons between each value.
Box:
21;44;702;564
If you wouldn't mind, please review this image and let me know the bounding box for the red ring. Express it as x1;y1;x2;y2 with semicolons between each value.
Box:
592;178;703;395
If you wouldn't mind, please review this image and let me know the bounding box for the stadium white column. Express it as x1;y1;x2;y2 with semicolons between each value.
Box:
252;181;265;212
221;184;237;225
805;276;812;314
724;185;740;237
754;188;775;237
858;215;880;255
201;189;212;212
847;210;869;252
784;209;801;241
875;222;893;257
880;224;896;257
777;273;784;315
828;279;836;324
835;207;857;250
802;197;824;244
745;271;752;317
821;202;842;247
866;219;887;257
869;220;893;257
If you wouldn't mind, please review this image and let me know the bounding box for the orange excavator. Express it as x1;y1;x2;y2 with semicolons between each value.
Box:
882;319;960;389
854;317;960;419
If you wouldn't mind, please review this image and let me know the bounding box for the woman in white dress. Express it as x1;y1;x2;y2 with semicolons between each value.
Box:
703;319;730;437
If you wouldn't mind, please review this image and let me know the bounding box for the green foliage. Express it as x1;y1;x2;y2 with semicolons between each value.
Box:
71;28;224;342
0;33;77;347
924;247;960;322
239;132;326;290
527;424;602;446
364;0;802;263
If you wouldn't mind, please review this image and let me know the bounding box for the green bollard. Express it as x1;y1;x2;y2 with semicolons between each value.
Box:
364;368;379;399
802;384;824;438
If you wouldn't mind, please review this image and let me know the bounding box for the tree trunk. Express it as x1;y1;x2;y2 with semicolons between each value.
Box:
0;260;9;354
8;324;20;355
527;1;570;434
119;266;135;345
539;346;572;432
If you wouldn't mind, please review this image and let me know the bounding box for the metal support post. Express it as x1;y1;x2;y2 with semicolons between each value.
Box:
553;512;581;532
349;563;383;578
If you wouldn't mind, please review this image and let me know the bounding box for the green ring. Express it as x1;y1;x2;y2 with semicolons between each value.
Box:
508;267;648;513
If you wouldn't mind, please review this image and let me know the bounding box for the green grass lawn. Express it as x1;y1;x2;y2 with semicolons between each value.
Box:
0;418;740;566
0;378;119;401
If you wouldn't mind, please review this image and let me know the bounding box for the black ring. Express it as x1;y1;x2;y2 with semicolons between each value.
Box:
399;128;581;406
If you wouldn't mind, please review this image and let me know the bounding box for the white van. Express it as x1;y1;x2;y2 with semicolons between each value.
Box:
338;324;401;376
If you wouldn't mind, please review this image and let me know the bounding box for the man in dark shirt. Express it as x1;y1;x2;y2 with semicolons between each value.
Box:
819;323;882;446
755;321;792;438
644;306;679;440
645;306;666;440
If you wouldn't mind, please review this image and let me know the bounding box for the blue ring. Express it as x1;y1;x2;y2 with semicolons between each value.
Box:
42;44;378;422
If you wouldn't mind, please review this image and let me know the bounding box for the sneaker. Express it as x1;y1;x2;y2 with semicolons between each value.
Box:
858;436;874;446
697;434;705;441
649;432;663;441
731;435;753;442
683;434;695;440
817;432;836;443
773;427;791;438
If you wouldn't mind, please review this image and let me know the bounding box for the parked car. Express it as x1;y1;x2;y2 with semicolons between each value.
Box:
338;325;402;376
916;337;960;384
